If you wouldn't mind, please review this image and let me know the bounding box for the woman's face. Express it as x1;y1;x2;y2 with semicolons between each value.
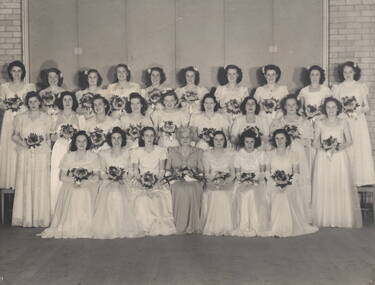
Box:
285;98;298;115
130;97;142;113
111;132;123;148
326;101;338;117
93;98;105;114
76;135;88;151
213;133;225;149
265;69;277;84
48;72;59;86
11;66;23;81
275;133;287;148
227;68;238;84
245;99;256;114
143;129;155;146
88;72;98;87
244;137;255;152
28;96;41;111
185;70;195;85
117;66;128;82
343;66;354;81
310;69;321;85
203;97;215;113
151;70;161;85
164;95;176;110
62;95;73;110
179;130;191;147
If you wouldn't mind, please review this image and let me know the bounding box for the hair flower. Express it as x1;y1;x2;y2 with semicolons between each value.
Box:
147;68;151;74
193;66;198;71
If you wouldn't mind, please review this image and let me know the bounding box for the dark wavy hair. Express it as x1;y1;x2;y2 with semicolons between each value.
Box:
25;91;42;109
161;89;178;106
240;96;260;115
238;128;261;149
106;126;127;147
145;67;166;87
114;64;131;82
180;66;200;86
201;93;220;112
125;92;148;115
138;126;158;147
56;91;78;111
70;130;92;151
270;129;292;148
208;130;228;148
43;67;63;87
279;94;301;115
81;69;103;89
92;94;110;115
321;96;343;116
7;60;26;81
307;65;325;85
263;64;281;83
338;61;361;81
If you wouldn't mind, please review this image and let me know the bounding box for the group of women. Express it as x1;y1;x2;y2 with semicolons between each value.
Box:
0;60;372;238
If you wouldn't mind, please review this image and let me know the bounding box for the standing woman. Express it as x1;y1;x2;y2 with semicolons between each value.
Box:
332;61;375;187
11;91;53;227
214;65;249;121
189;93;231;150
120;92;152;149
166;127;204;234
312;97;362;228
254;64;288;125
106;64;141;119
40;131;101;238
129;127;176;236
176;66;208;115
0;60;35;190
142;66;170;112
39;68;64;118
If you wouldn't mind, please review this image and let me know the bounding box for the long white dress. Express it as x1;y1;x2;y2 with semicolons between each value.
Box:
129;146;176;236
40;151;101;238
85;115;120;152
12;112;52;227
175;85;208;115
201;149;235;235
312;119;362;228
120;114;153;149
92;149;142;239
333;81;375;186
265;149;318;237
0;82;35;189
214;85;249;121
232;148;269;237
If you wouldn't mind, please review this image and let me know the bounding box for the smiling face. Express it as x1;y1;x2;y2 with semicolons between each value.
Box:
310;69;321;85
285;98;298;115
11;66;23;82
203;97;215;113
325;100;338;117
88;71;98;87
227;68;238;84
130;97;141;113
185;70;195;85
265;69;277;85
62;95;73;110
213;133;225;149
275;133;287;149
244;137;255;152
48;71;59;87
163;95;177;110
76;135;88;151
143;129;155;146
245;98;257;114
111;132;123;148
28;96;41;111
151;70;161;85
116;66;128;82
93;98;105;114
343;65;354;81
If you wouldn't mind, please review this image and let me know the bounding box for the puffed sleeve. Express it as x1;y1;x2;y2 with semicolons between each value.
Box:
360;82;369;98
298;87;306;100
254;86;262;102
280;85;289;97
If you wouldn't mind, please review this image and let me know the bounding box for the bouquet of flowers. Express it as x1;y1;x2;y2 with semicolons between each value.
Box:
212;171;231;185
126;123;142;141
41;91;56;108
110;95;126;112
225;99;241;115
342;96;360;118
24;133;44;149
161;121;176;137
244;126;263;138
262;98;279;114
79;93;94;109
162;167;206;184
198;128;216;143
237;172;258;185
59;124;77;140
271;170;293;189
106;166;125;182
321;136;340;158
181;91;199;103
89;128;106;149
138;171;158;189
68;167;93;186
304;104;320;120
148;88;162;107
283;124;301;140
4;95;23;112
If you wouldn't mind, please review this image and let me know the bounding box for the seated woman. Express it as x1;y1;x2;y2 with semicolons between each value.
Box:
232;129;269;237
201;131;235;236
92;127;142;239
39;131;100;238
265;129;318;237
129;127;176;236
166;127;204;234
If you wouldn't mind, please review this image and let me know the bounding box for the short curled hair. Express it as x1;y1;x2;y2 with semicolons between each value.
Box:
279;94;301;115
238;128;261;149
240;96;260;115
25;91;42;109
270;129;292;148
307;65;326;85
106;126;127;148
321;96;343;116
208;130;228;148
339;61;361;81
69;130;92;151
145;67;166;87
125;92;148;115
180;66;200;86
56;91;79;111
7;60;26;81
114;64;131;82
92;94;110;115
263;64;281;83
138;126;158;147
82;69;103;89
220;64;243;85
44;67;63;87
160;89;178;106
201;93;220;112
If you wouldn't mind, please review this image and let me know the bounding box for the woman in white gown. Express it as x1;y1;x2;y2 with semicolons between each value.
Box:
232;129;269;237
40;131;100;238
92;127;142;239
39;68;64;118
312;97;362;228
201;131;235;235
50;91;85;216
332;61;375;187
176;66;208;115
265;129;318;237
129;127;176;236
12;92;53;227
0;60;35;190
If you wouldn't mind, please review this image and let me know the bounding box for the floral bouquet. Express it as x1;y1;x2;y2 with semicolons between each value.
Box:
198;127;216;143
24;133;44;149
68;167;93;186
106;166;125;182
4;95;23;112
321;136;340;158
110;95;126;112
262;98;279;114
148;88;162;107
59;124;77;140
283;124;301;140
89;128;106;149
342;96;360;119
41;91;56;108
79;93;94;109
225;99;241;115
126;123;142;141
305;104;320;120
181;91;199;103
212;171;231;185
237;172;258;185
162;167;206;184
161;121;176;137
138;171;158;189
271;170;293;189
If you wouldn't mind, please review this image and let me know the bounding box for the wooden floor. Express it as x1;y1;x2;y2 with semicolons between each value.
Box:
1;225;375;285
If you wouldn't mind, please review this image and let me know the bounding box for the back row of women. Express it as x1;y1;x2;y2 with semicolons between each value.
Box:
0;60;372;238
